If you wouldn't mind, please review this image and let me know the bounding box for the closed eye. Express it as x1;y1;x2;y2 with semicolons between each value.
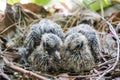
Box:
75;41;84;49
75;45;80;49
43;42;50;48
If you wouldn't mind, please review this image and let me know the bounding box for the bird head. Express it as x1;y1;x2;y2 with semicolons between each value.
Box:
38;19;65;40
41;33;63;59
64;33;88;55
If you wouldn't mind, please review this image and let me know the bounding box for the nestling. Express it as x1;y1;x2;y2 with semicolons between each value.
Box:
64;33;95;73
32;33;63;73
66;24;100;62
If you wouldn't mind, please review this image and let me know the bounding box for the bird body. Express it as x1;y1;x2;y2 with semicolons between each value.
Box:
66;24;100;61
64;33;95;73
32;33;63;73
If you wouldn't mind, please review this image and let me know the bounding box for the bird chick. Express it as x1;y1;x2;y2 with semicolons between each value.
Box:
24;19;64;58
64;33;95;73
66;24;100;62
32;33;63;73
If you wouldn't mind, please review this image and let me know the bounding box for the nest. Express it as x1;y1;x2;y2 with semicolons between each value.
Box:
0;4;119;80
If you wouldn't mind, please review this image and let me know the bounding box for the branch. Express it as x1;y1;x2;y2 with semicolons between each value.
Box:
2;56;49;80
98;58;115;67
57;74;98;78
0;70;11;80
0;22;21;35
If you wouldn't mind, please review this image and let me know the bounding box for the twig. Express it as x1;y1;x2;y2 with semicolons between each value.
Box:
0;70;11;80
70;18;77;28
57;74;98;78
0;22;21;35
93;68;100;75
21;8;40;19
98;58;115;67
100;0;104;17
96;17;120;80
63;14;75;29
63;8;80;29
99;52;107;62
2;56;49;80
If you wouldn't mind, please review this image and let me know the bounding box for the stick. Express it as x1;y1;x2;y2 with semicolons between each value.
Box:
0;70;11;80
57;74;98;78
98;58;115;67
2;56;49;80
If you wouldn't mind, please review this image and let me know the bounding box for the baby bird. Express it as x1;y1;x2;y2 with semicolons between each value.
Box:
32;33;63;73
64;33;95;73
24;19;64;58
66;24;100;62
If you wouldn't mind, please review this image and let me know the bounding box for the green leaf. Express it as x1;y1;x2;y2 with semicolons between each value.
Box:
31;0;51;6
7;0;20;5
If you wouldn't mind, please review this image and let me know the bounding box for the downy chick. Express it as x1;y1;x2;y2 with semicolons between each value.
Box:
66;24;100;62
64;33;95;73
32;33;63;73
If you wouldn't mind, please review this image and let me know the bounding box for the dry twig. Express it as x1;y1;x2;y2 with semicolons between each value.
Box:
57;74;98;78
2;56;49;80
0;70;11;80
98;58;115;67
0;22;21;35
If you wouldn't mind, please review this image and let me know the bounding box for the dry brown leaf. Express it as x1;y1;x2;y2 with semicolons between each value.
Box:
21;3;50;17
21;3;46;14
0;23;5;32
108;12;120;22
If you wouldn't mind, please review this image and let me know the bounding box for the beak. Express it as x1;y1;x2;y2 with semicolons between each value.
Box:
55;50;61;59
